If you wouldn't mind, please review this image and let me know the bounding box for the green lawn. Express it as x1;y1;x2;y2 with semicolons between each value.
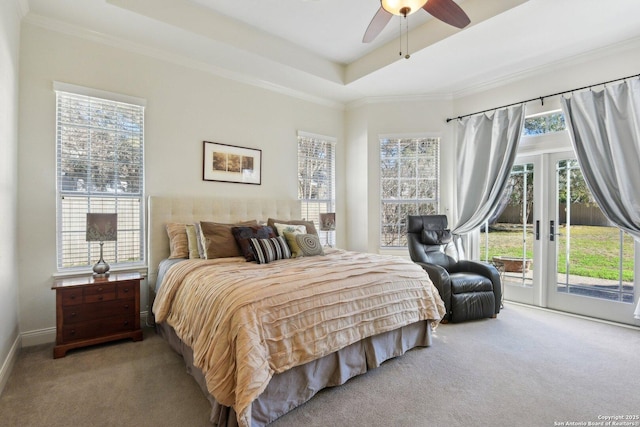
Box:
480;225;634;282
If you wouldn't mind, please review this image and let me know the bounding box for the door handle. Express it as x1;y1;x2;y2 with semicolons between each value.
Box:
535;220;540;240
550;220;555;241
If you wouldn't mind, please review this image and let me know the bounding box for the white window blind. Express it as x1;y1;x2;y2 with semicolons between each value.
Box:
380;136;440;247
297;132;336;246
55;87;145;270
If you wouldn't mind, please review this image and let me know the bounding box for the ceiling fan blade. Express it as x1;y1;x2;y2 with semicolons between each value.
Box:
423;0;470;29
362;7;393;43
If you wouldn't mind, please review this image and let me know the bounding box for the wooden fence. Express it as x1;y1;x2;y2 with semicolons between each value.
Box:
496;203;611;226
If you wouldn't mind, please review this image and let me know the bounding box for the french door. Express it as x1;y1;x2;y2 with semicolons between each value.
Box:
482;155;541;307
483;151;638;325
545;152;637;324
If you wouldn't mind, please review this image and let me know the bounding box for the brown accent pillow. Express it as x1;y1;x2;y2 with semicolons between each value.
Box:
199;220;258;259
166;223;189;259
267;218;318;236
231;225;276;262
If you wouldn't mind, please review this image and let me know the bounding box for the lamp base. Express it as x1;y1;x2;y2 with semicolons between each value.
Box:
92;242;110;277
92;260;111;278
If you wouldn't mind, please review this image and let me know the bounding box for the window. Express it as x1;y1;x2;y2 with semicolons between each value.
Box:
380;136;439;247
55;83;145;271
523;110;566;135
297;132;336;246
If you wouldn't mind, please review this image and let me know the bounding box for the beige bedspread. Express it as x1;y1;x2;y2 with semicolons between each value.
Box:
153;249;445;427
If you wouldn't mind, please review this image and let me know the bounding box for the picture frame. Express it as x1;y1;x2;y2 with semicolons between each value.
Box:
203;141;262;185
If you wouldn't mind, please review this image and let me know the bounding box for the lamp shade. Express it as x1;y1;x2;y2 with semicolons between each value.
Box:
319;213;336;231
381;0;427;16
86;213;118;242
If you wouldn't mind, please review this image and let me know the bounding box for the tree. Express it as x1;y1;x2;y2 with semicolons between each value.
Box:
557;160;594;205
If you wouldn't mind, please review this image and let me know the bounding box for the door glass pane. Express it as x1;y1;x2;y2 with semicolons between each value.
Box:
481;163;534;287
555;160;635;302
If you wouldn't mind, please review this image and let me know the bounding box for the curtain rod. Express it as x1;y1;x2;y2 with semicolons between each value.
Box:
445;72;640;123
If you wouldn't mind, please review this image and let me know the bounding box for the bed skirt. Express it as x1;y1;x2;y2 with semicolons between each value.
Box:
157;320;432;426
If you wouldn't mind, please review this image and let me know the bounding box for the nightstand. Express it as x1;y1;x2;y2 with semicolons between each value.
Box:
51;272;143;358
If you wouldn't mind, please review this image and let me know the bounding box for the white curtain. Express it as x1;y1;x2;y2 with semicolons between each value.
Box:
560;79;640;319
452;105;525;241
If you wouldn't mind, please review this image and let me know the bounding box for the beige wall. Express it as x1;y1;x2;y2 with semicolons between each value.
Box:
0;0;22;391
12;14;640;348
17;23;344;343
452;38;640;123
345;98;455;255
343;37;640;257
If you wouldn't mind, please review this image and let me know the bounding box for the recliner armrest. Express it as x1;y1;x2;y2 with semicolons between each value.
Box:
414;261;452;320
454;260;502;314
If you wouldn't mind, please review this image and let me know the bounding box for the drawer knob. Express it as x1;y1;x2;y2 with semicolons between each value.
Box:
70;330;76;336
124;304;129;309
97;287;103;292
123;320;129;326
98;296;103;300
122;288;129;293
71;312;77;318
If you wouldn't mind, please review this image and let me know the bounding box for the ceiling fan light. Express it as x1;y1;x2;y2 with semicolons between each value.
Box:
380;0;428;16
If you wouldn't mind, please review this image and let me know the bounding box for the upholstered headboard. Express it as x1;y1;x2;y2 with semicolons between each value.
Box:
147;196;301;283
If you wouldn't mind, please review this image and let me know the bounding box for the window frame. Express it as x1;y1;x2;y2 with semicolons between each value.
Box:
522;109;566;136
297;131;336;246
379;134;440;248
54;82;146;273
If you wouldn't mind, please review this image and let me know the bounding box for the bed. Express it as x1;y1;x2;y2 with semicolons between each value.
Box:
147;196;446;427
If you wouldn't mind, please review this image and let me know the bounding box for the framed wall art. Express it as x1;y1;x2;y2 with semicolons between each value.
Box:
203;141;262;185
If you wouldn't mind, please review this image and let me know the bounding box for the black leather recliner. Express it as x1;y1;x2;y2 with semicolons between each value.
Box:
407;215;501;323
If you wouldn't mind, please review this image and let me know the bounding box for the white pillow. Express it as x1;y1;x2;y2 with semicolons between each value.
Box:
273;222;307;236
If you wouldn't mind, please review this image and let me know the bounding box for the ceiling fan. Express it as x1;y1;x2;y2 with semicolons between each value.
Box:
363;0;471;43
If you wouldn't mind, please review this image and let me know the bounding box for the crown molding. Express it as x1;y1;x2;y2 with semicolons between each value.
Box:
450;35;640;100
23;13;345;111
346;92;453;110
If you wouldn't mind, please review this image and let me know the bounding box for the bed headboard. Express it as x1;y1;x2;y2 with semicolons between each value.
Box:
147;196;301;282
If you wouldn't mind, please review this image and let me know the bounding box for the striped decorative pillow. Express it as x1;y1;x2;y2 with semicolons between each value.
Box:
249;236;291;264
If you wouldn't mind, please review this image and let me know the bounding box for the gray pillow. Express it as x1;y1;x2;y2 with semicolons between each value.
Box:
295;234;324;256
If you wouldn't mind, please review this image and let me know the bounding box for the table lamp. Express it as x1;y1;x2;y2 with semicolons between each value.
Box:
86;213;117;277
319;213;335;247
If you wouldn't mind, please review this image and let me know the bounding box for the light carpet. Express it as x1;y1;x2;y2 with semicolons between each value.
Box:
1;303;638;427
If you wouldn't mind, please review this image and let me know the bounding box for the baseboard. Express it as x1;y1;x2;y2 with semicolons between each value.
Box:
21;327;56;347
505;301;640;331
0;334;21;396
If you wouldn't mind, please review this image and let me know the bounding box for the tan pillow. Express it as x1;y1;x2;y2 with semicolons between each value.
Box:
166;223;189;259
267;218;318;236
199;220;258;259
283;231;304;258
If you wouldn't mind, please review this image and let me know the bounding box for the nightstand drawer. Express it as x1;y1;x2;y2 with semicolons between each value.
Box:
116;281;137;299
60;289;83;306
84;283;117;303
62;315;135;342
60;284;118;306
62;298;135;324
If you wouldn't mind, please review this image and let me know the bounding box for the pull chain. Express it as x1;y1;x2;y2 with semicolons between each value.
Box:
405;15;410;59
398;12;411;59
399;17;402;57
